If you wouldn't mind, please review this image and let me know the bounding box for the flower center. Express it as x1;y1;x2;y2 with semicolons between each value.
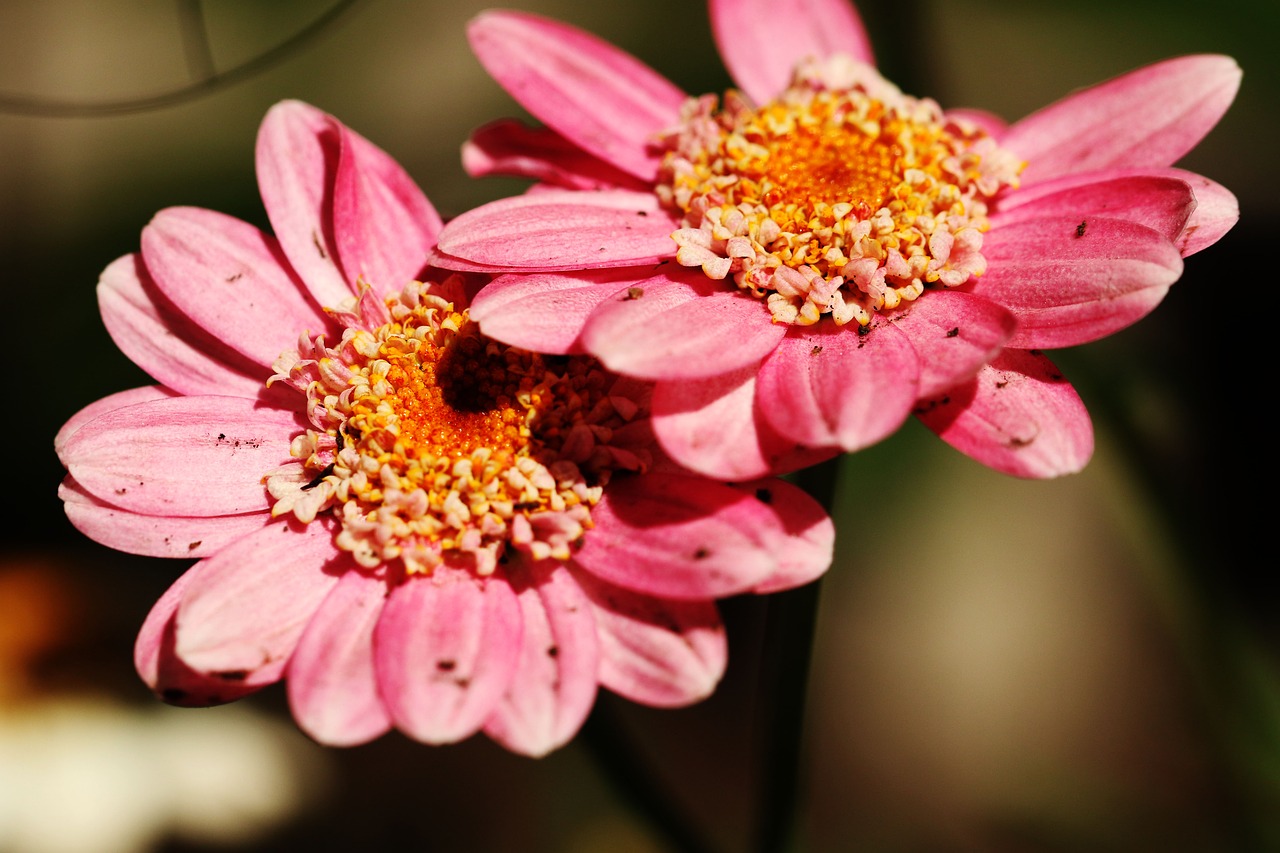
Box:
266;279;646;577
656;57;1023;327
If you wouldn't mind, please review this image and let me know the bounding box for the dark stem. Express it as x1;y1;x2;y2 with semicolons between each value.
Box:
752;457;841;853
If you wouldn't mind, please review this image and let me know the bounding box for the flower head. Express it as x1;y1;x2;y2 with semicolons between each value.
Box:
434;0;1241;480
55;100;833;757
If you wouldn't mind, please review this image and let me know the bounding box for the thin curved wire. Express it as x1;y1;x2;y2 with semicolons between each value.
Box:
0;0;362;118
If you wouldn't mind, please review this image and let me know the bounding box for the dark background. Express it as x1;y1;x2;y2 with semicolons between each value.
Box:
2;1;1276;851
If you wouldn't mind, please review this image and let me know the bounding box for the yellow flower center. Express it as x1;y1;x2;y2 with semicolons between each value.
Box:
267;280;645;576
656;57;1023;327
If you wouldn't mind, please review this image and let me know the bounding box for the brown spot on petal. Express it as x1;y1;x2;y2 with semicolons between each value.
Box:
187;541;201;551
626;286;644;300
946;327;960;338
693;547;711;560
436;659;457;672
216;670;248;681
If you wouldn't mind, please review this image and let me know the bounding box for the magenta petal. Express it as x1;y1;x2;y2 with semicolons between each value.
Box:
726;478;835;594
375;568;523;745
1002;55;1241;185
993;174;1195;243
59;477;270;560
98;254;267;398
650;367;837;480
255;100;353;308
464;119;647;191
890;290;1016;399
573;473;787;599
331;119;442;296
135;569;269;706
710;0;874;105
916;350;1094;479
436;190;676;270
287;569;393;747
757;323;919;452
141;207;333;367
979;217;1183;348
482;562;600;758
62;395;300;517
470;269;641;354
468;11;686;181
174;520;344;679
581;269;785;380
573;569;726;708
55;386;176;460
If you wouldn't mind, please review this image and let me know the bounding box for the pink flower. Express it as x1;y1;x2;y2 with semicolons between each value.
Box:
54;100;834;757
433;0;1241;480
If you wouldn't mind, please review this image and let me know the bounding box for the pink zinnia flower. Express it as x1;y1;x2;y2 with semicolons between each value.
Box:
54;100;833;757
433;0;1241;480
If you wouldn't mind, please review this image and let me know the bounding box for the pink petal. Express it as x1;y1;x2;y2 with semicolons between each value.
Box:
467;11;686;181
709;0;874;105
62;394;301;517
374;567;523;745
915;349;1094;478
255;100;355;308
59;477;270;560
581;269;785;379
573;569;726;708
1001;55;1241;185
650;366;838;480
728;477;835;594
482;561;600;758
992;174;1196;242
287;569;393;747
889;290;1016;399
174;519;345;679
756;323;919;452
946;108;1008;137
135;569;271;707
469;269;641;354
141;206;333;367
331;118;442;296
436;190;676;269
98;254;268;398
572;472;790;599
463;119;647;191
55;385;176;460
978;217;1183;348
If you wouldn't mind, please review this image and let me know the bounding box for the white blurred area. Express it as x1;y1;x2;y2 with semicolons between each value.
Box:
2;1;1275;851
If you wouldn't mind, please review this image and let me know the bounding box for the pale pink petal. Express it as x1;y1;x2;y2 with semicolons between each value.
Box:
287;569;393;747
890;290;1017;398
710;0;874;105
650;366;837;480
98;254;268;398
469;269;641;354
756;323;919;452
482;561;600;758
55;385;176;459
135;569;270;706
255;100;354;307
726;478;835;594
59;477;270;559
1002;55;1242;185
464;119;647;191
946;107;1008;137
580;269;784;379
572;472;789;599
997;167;1237;256
141;207;334;366
978;217;1183;348
992;174;1195;241
331;119;442;296
436;190;676;269
174;520;345;679
375;567;523;745
915;349;1093;478
468;11;686;181
62;395;301;517
573;569;726;708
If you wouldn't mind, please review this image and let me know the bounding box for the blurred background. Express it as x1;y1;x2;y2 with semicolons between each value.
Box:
2;0;1277;851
